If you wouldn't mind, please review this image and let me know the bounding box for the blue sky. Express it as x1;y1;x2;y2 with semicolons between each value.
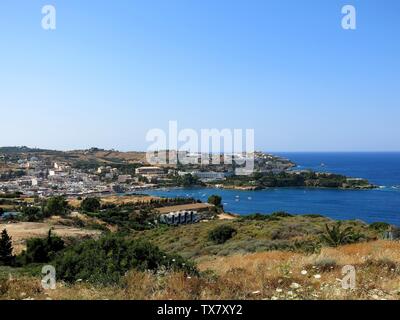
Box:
1;0;399;151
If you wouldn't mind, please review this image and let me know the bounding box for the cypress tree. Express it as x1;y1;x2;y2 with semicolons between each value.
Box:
0;229;14;266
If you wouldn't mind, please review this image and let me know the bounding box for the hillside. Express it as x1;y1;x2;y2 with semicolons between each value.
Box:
1;240;399;300
132;214;379;259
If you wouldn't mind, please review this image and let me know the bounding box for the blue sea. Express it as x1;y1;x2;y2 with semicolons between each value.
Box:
139;153;400;225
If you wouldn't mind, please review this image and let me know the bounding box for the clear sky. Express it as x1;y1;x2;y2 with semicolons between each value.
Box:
1;0;399;152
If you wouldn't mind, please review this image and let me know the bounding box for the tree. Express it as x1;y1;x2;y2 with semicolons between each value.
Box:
45;196;69;216
177;174;201;187
0;229;14;266
81;197;101;213
207;195;222;207
21;206;43;222
22;229;65;264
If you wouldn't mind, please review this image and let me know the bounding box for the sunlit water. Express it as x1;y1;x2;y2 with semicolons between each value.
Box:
137;153;400;225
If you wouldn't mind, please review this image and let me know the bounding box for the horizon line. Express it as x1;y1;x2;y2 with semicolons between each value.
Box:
1;146;400;154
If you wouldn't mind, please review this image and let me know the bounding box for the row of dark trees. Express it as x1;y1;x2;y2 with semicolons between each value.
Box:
19;196;69;222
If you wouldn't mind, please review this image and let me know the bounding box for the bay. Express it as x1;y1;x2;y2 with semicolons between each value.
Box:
139;153;400;225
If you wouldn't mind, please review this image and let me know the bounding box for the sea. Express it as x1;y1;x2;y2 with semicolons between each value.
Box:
137;153;400;225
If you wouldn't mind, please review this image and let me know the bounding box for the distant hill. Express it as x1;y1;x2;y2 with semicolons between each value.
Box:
0;146;147;166
0;146;52;154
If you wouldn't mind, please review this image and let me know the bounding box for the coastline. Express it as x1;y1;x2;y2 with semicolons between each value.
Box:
135;185;400;225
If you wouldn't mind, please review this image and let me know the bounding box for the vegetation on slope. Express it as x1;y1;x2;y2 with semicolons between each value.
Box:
132;214;380;258
209;171;374;189
2;240;400;300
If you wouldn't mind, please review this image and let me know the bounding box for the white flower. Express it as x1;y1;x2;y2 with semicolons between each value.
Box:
301;270;308;275
290;282;301;289
314;274;321;279
276;288;283;293
271;296;278;300
252;290;261;294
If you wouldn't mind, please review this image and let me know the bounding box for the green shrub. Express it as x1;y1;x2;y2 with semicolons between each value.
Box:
54;234;196;284
321;222;365;247
19;230;65;264
270;211;293;218
80;197;101;213
241;213;271;221
21;206;43;222
369;222;391;231
45;196;69;216
207;195;222;207
208;225;237;244
302;214;324;218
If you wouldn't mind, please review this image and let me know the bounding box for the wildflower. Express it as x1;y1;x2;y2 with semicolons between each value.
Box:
301;270;307;275
290;282;301;289
276;288;283;293
314;274;321;279
271;296;278;300
252;290;261;295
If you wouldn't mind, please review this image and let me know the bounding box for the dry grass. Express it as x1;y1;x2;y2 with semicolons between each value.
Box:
68;195;158;208
0;222;101;254
2;240;400;300
196;240;400;300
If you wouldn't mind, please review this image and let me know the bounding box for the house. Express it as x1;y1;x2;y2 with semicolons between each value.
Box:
159;210;201;225
118;175;132;183
178;170;233;182
135;166;166;179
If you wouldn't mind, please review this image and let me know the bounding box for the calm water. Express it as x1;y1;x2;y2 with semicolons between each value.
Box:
139;153;400;225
